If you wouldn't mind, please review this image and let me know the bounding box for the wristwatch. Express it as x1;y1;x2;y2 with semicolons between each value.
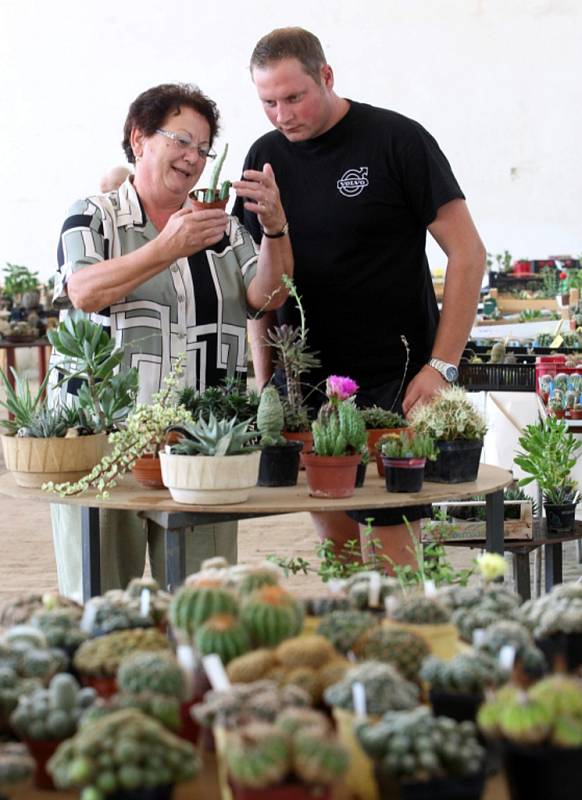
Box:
262;222;289;239
428;357;459;383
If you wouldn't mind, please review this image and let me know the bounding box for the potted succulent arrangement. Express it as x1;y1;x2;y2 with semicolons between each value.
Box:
514;416;581;535
189;143;231;209
264;276;322;448
160;412;260;504
521;581;582;673
2;262;40;312
1;311;137;488
380;431;438;493
256;386;303;487
361;406;409;477
302;378;367;499
178;376;259;428
410;386;487;483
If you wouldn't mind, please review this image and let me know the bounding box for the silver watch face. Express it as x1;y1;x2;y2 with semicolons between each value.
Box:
444;364;458;382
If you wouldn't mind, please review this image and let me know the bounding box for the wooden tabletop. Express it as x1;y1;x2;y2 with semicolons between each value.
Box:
0;464;513;515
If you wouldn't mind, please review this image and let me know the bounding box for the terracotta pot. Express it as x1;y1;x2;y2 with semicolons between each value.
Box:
132;453;164;489
368;427;410;476
190;193;228;210
229;779;332;800
1;432;108;488
301;452;360;499
551;408;566;418
23;738;61;790
80;674;118;698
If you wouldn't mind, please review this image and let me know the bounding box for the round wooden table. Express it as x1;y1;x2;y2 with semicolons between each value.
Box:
0;464;513;600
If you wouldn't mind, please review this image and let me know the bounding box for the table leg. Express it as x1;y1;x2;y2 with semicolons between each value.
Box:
485;490;504;554
37;344;48;395
81;507;101;601
544;543;563;593
512;553;531;600
165;528;186;592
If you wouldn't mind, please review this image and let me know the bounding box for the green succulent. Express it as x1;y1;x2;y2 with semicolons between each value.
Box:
360;407;407;430
312;400;367;457
380;431;438;460
168;412;258;456
256;387;286;446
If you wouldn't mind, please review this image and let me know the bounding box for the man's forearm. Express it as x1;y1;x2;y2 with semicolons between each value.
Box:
249;314;275;390
431;250;485;365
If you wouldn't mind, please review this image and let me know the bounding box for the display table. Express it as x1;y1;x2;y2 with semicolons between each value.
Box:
0;465;512;601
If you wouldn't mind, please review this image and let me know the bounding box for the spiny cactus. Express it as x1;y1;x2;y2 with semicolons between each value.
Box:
47;709;200;795
312;399;367;456
323;661;419;716
360;407;407;430
240;586;304;647
237;567;280;596
293;728;349;785
354;627;430;682
195;613;252;664
346;573;400;611
10;673;96;741
73;628;170;678
316;609;378;655
226;649;277;684
0;742;34;788
390;595;451;625
257;387;286;446
411;385;487;441
170;582;238;639
421;651;504;695
224;722;291;789
275;635;337;670
476;620;533;658
117;652;185;699
275;706;332;737
521;581;582;638
31;610;87;652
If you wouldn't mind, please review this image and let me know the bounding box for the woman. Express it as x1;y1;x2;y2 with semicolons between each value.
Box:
50;83;292;599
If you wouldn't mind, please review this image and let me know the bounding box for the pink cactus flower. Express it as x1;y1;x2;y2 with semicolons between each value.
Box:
326;375;359;401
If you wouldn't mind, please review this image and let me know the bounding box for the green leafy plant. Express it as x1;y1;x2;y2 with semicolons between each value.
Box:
178;378;259;426
539;266;561;299
264;276;322;432
380;431;438;460
2;263;39;299
311;400;367;456
486;250;513;273
168;412;258;456
514;416;582;504
0;369;50;435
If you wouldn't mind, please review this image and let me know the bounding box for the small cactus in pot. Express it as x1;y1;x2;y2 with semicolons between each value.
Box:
190;144;231;207
256;387;304;487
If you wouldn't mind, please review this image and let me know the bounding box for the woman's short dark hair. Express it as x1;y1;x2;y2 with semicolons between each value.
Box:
250;27;327;84
122;83;220;164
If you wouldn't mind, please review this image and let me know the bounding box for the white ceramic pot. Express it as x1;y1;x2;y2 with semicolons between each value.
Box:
159;450;261;505
1;432;108;488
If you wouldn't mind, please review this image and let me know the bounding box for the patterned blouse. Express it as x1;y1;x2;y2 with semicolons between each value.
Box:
51;177;259;404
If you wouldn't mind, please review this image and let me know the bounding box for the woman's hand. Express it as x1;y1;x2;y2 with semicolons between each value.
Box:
157;208;228;261
233;163;287;235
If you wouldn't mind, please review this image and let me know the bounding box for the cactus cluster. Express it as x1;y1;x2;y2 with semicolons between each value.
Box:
224;709;348;790
192;679;311;730
0;666;43;728
303;595;350;616
0;742;34;789
84;598;154;636
354;626;430;683
421;652;504;695
323;661;419;716
100;578;171;627
117;652;185;699
31;609;88;652
478;675;582;748
345;572;400;611
440;584;524;643
10;673;96;740
73;628;170;678
316;609;378;655
82;691;181;732
521;581;582;638
226;635;347;705
48;708;200;797
1;625;66;682
390;595;452;625
410;385;487;442
356;706;485;780
0;592;81;628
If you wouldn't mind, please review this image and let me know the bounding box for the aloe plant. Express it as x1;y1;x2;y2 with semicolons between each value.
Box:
167;412;258;456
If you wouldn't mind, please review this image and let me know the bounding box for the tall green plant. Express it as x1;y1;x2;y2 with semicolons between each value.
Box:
2;262;39;298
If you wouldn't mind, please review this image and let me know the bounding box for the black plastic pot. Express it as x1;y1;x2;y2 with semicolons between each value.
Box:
375;766;485;800
110;785;173;800
424;439;483;483
382;458;425;493
536;632;582;673
428;690;483;723
502;742;582;800
543;502;576;536
355;460;367;488
257;441;303;487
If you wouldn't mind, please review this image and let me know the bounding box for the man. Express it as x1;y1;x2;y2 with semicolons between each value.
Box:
233;27;486;569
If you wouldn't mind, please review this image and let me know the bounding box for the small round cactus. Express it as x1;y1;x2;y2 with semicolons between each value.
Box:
293;728;349;785
117;652;185;699
316;609;377;655
275;635;337;670
240;586;304;647
354;626;430;682
10;673;96;741
226;649;277;684
170;583;238;639
73;628;170;678
323;661;419;715
390;595;451;625
195;614;252;664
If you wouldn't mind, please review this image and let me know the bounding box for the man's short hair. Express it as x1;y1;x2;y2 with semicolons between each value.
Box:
250;27;327;83
122;83;220;164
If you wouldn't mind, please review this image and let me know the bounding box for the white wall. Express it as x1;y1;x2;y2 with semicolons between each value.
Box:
1;0;581;280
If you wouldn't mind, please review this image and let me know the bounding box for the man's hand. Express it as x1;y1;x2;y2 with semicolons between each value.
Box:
233;163;287;235
402;364;447;419
157;207;227;261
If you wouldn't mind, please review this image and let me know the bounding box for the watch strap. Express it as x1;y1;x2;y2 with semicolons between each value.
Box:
262;222;289;239
428;357;458;382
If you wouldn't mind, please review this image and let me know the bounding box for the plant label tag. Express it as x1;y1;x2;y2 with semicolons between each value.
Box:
352;682;367;718
424;580;437;597
203;654;231;691
385;595;399;617
176;644;196;699
368;571;382;608
347;650;358;664
498;644;516;671
472;628;487;648
328;579;345;595
139;588;151;618
80;601;98;634
550;335;564;349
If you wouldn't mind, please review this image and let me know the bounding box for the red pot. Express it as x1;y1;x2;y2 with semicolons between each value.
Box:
190;194;228;210
23;738;61;790
178;699;200;745
229;780;332;800
132;454;165;489
80;674;118;698
301;452;360;499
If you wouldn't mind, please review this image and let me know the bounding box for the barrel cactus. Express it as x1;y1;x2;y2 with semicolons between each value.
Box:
226;649;277;684
170;582;238;639
195;614;252;664
240;586;304;647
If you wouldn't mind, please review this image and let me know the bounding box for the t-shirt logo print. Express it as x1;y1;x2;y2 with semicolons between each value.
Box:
337;167;369;197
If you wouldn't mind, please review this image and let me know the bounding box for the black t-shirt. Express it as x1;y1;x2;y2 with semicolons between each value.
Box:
233;100;465;391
